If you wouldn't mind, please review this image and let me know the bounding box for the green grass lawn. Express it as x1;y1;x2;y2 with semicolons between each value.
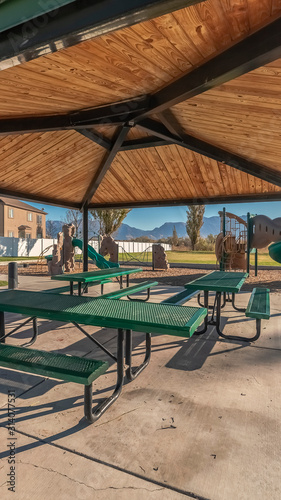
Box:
0;257;37;262
119;250;281;266
0;281;8;286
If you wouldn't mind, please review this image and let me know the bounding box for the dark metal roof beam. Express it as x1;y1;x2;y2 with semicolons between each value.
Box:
88;193;281;210
0;0;203;72
134;16;281;118
76;129;112;150
137;119;281;188
120;137;172;151
0;96;150;135
0;189;80;209
81;125;130;208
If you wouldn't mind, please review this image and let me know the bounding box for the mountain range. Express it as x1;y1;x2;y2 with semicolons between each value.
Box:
46;216;221;240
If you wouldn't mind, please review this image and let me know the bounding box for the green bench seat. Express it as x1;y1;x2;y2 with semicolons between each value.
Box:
43;278;113;295
246;288;270;320
0;344;109;422
101;280;158;301
161;288;199;305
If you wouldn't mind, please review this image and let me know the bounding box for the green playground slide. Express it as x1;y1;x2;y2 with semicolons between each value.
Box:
72;238;119;269
268;241;281;264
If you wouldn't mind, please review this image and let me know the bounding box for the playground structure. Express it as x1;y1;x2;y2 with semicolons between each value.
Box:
215;208;281;272
152;244;169;270
46;228;119;276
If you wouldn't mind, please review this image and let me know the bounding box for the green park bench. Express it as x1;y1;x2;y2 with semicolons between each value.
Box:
43;278;113;295
161;288;199;305
0;344;109;422
244;287;270;341
101;280;158;301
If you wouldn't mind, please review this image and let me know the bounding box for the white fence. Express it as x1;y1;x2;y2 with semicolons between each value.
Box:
117;241;171;253
0;237;171;257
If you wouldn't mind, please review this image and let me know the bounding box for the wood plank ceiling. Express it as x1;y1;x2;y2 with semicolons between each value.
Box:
0;0;281;208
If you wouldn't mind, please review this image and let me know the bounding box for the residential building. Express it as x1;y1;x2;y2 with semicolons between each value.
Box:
0;197;47;238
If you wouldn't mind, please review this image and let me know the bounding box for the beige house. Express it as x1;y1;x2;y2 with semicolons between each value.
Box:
0;198;46;239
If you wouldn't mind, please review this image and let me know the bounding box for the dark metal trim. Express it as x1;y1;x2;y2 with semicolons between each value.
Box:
135;16;281;117
137;119;281;188
88;193;281;209
0;188;80;209
83;205;89;272
0;96;150;135
77;129;112;151
0;0;203;71
120;137;172;151
82;125;130;207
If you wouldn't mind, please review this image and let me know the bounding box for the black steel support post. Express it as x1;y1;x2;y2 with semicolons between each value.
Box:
84;328;124;423
83;204;89;273
125;329;151;381
8;262;18;289
0;312;5;343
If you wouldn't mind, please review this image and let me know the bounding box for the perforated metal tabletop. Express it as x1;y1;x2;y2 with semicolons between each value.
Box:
185;271;248;293
0;290;207;337
51;267;143;283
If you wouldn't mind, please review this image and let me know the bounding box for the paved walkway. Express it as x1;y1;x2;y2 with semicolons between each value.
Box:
0;275;280;499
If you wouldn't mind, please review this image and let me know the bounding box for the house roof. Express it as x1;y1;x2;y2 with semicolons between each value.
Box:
0;1;280;209
0;197;46;214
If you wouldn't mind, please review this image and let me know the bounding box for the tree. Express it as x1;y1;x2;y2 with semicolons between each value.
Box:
186;205;205;250
63;209;82;237
46;220;56;238
90;208;131;236
172;225;179;246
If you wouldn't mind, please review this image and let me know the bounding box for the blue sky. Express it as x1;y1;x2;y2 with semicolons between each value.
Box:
26;200;281;230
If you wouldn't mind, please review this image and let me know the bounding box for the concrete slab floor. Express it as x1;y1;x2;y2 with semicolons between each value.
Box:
0;277;280;499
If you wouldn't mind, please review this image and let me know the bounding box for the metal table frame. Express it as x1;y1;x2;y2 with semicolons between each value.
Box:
185;271;260;342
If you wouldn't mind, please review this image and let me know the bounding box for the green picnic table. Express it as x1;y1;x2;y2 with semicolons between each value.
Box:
185;271;269;342
0;290;207;422
185;271;248;340
51;267;143;295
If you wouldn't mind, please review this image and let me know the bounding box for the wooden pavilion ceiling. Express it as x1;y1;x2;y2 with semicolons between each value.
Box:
0;0;281;209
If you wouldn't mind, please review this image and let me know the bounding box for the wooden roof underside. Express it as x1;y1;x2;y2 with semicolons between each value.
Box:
0;0;281;209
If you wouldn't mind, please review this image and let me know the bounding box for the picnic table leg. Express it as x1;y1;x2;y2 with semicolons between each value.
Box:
215;293;261;342
84;328;124;423
120;276;123;289
198;291;226;310
194;291;209;335
22;318;39;347
0;312;5;343
125;329;151;381
126;275;129;287
231;293;246;312
70;282;74;295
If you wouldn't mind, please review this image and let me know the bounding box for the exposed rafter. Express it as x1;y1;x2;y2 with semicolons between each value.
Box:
0;96;150;136
120;137;172;151
136;119;281;188
88;193;281;210
134;16;281;118
0;189;80;209
0;0;203;71
81;126;130;208
77;129;112;150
